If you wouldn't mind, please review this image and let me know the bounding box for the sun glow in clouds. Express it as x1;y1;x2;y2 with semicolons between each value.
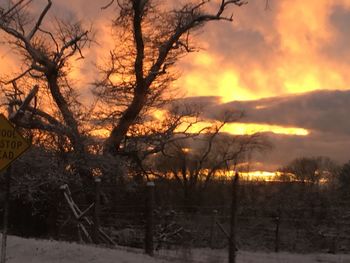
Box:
176;120;309;136
179;68;257;103
225;170;279;181
150;110;310;136
218;72;255;102
239;171;277;181
222;123;309;136
174;0;350;103
90;107;310;138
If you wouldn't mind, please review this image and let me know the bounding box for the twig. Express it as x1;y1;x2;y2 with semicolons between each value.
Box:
101;0;114;10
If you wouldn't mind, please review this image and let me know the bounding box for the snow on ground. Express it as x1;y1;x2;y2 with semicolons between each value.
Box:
2;234;161;263
2;234;350;263
176;249;350;263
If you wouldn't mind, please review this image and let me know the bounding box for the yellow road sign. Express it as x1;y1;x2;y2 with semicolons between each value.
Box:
0;114;30;172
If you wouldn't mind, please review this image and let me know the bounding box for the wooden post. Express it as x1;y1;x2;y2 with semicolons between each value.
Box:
274;209;281;253
210;209;218;249
145;181;155;256
1;166;12;263
229;172;239;263
93;177;101;244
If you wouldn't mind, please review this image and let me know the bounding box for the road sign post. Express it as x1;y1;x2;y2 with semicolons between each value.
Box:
0;114;30;263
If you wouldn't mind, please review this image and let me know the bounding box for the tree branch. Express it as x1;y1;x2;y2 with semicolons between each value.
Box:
2;68;33;85
101;0;115;10
27;0;52;40
8;85;39;122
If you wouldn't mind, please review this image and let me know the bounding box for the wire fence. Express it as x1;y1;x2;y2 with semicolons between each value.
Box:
55;183;350;255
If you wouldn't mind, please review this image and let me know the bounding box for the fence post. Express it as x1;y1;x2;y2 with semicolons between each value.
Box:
93;177;101;244
210;209;218;249
274;209;281;253
145;181;155;256
1;166;12;263
229;172;239;263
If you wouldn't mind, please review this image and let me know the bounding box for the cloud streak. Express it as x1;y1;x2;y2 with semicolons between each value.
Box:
183;89;350;170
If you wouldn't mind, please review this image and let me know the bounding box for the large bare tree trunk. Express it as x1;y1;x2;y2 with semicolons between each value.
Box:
102;0;246;156
104;90;147;155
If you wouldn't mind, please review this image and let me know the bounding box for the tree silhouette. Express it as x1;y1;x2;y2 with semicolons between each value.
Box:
280;156;338;185
338;161;350;193
153;119;269;207
0;0;247;181
94;0;247;156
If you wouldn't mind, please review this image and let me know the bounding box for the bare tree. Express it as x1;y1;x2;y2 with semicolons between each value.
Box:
95;0;247;156
153;117;270;207
0;0;96;180
279;156;339;185
1;0;248;181
339;161;350;196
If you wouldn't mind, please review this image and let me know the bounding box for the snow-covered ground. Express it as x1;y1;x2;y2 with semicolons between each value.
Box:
2;234;350;263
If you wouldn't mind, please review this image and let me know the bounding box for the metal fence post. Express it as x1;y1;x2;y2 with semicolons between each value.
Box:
210;209;218;249
145;181;155;256
93;177;101;244
274;209;281;253
1;166;12;263
229;172;239;263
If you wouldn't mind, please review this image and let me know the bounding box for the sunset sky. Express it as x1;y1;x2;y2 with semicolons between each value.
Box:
1;0;350;171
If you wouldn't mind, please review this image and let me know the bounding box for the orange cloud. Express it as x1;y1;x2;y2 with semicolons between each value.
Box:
0;46;21;78
3;0;350;103
149;102;308;136
176;0;350;101
176;120;309;137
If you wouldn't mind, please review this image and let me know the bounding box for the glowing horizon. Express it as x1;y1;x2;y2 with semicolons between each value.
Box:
175;120;309;136
89;110;310;138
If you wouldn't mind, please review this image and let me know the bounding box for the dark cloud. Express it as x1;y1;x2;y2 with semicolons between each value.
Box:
182;89;350;169
172;96;221;108
208;89;350;135
254;131;350;170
